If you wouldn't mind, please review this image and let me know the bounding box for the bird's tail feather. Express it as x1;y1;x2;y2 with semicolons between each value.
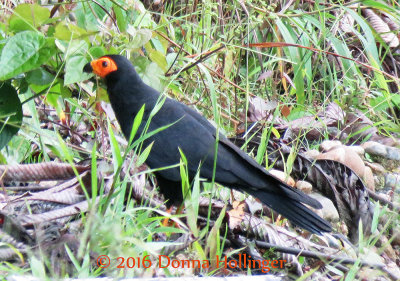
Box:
276;181;323;209
245;189;332;234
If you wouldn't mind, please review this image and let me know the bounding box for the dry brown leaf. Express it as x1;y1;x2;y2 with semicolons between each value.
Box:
324;102;346;124
227;200;246;230
339;12;355;34
343;110;378;142
0;163;89;183
247;96;278;122
256;70;273;81
280;104;291;117
382;13;400;32
364;9;399;48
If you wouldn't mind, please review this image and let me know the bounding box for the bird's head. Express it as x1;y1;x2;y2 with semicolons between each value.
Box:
83;56;117;78
83;55;139;83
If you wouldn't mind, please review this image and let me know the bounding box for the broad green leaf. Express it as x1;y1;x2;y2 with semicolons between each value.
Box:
66;40;88;56
148;48;168;72
132;1;155;28
88;46;105;58
50;83;71;98
75;1;110;30
0;83;22;150
114;5;127;32
127;27;153;49
166;53;179;69
154;31;170;51
59;39;90;85
30;79;70;98
26;68;55;85
54;22;89;41
64;55;91;85
88;86;108;104
0;31;56;80
1;135;31;163
54;23;73;40
55;39;87;56
9;4;50;32
142;62;164;92
150;36;165;54
287;106;310;121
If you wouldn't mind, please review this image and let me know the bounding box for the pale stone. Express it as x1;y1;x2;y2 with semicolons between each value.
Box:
269;169;295;187
295;180;313;194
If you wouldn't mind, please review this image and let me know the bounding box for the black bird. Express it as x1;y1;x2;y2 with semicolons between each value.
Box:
83;55;332;234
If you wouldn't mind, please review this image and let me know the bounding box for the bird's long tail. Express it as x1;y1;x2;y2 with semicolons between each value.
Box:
245;189;332;234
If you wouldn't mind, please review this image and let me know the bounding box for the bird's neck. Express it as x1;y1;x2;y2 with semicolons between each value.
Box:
105;72;160;139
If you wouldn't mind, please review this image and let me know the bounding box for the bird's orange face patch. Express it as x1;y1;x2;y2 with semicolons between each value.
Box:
90;57;118;78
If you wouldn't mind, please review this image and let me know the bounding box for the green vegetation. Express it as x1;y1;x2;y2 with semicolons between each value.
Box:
0;0;399;279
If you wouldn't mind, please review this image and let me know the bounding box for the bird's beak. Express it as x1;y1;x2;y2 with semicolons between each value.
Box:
83;62;93;73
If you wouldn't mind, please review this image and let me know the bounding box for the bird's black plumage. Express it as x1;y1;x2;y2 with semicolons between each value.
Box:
83;54;332;234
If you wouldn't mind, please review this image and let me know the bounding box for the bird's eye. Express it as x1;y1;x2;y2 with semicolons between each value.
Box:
102;61;108;68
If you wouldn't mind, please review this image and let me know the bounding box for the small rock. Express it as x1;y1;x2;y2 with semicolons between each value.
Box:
319;140;342;152
360;247;385;266
386;146;400;161
309;193;339;222
376;192;391;202
231;190;247;202
269;169;295;187
385;173;400;189
245;197;263;214
363;141;387;157
357;267;383;281
303;149;320;159
365;162;386;175
296;180;313;194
